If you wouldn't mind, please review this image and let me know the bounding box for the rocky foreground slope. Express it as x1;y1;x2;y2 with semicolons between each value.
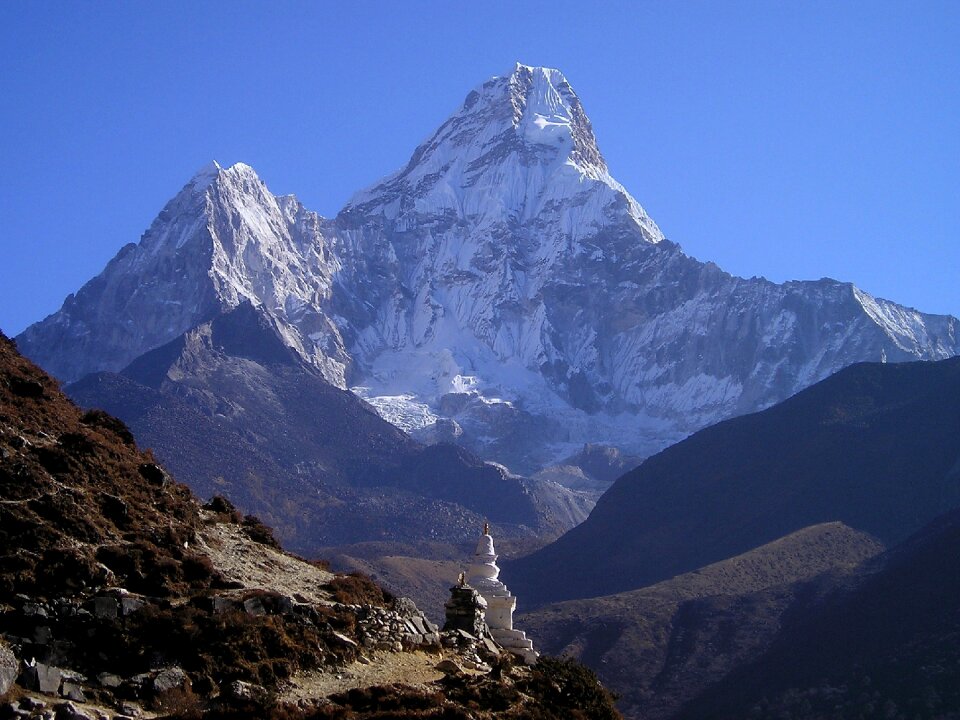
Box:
16;64;960;473
0;331;620;719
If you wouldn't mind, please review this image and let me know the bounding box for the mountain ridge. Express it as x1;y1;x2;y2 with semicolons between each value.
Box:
518;521;886;720
65;301;592;553
507;354;960;607
676;506;960;719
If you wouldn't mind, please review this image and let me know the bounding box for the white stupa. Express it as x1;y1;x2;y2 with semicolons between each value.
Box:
466;523;538;664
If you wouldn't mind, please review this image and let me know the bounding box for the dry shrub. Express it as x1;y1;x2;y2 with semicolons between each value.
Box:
241;514;283;549
324;572;393;607
58;430;97;454
182;553;216;583
35;546;105;595
329;684;448;713
204;495;243;524
154;683;201;714
118;600;352;690
81;408;136;446
522;656;622;720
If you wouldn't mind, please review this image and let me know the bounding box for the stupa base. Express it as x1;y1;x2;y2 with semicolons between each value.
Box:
492;628;539;664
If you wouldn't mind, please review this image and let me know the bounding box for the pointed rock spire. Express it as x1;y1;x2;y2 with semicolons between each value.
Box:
188;160;223;191
342;65;662;244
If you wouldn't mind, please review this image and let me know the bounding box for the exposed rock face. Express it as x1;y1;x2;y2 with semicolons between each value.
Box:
0;638;17;696
16;64;960;472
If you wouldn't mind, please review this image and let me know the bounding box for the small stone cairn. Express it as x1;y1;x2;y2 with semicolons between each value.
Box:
350;596;442;652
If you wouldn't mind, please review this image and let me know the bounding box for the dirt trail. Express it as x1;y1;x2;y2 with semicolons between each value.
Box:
198;517;475;701
281;650;457;700
197;517;335;605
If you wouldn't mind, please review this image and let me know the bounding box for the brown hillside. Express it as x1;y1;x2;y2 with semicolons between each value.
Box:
679;508;960;719
520;522;884;720
0;332;212;601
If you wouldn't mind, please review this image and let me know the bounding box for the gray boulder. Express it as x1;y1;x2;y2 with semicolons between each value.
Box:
92;596;118;620
54;701;94;720
152;666;189;695
0;638;18;695
19;661;62;694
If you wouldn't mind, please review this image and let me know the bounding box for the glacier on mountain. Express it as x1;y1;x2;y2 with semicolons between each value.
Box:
16;63;960;473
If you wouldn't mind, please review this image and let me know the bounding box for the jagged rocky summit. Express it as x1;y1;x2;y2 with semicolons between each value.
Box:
17;63;960;473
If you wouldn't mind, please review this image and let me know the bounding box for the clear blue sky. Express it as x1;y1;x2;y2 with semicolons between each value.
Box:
1;1;958;336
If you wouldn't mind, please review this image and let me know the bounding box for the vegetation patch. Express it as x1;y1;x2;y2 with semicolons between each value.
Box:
324;572;394;607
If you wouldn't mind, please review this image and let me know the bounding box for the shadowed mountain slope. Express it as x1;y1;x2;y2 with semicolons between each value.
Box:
519;522;885;720
678;507;960;719
67;303;591;555
509;356;960;607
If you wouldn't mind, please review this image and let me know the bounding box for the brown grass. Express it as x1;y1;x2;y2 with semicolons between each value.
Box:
0;332;215;603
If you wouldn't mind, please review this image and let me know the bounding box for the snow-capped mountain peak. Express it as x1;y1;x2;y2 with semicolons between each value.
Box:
343;64;662;244
503;63;607;175
18;158;350;386
181;160;265;200
16;66;960;475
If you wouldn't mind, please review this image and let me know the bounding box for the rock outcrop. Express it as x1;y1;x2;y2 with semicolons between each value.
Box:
0;638;16;696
